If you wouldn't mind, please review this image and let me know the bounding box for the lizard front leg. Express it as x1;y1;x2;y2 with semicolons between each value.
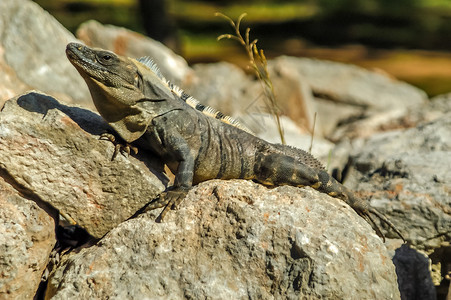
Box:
144;159;194;222
143;128;197;222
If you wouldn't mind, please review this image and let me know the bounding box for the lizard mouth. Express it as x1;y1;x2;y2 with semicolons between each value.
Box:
66;43;109;78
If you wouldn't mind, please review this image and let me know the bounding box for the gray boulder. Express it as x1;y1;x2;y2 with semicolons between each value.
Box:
270;56;427;110
0;0;90;108
0;92;165;238
345;113;451;249
0;176;56;299
268;56;428;138
46;180;400;299
240;113;334;164
185;61;320;144
330;91;451;142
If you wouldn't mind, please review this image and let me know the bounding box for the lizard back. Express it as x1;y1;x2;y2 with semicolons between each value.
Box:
137;57;254;135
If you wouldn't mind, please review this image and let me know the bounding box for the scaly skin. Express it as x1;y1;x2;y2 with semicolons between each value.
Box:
66;42;405;242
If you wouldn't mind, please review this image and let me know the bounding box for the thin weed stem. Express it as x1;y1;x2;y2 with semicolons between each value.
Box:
216;12;285;144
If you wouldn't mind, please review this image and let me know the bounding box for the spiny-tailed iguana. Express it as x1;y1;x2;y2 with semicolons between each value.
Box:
66;42;405;242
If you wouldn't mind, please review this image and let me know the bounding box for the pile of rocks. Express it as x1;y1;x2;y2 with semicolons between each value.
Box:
1;0;449;299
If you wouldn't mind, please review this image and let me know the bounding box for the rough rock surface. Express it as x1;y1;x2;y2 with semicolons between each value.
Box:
0;0;90;108
266;59;317;133
268;56;428;139
269;56;427;110
330;91;451;141
0;176;56;299
76;20;192;85
0;92;165;238
345;114;451;249
46;180;400;300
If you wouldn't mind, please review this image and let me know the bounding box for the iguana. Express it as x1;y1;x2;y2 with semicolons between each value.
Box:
66;42;405;242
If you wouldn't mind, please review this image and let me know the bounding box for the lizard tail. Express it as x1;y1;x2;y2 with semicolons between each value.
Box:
348;191;406;243
367;206;406;243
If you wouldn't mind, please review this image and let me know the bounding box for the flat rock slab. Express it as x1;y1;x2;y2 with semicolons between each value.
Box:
0;92;165;238
46;180;400;299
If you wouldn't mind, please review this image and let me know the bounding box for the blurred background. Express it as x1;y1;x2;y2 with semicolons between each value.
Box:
33;0;451;97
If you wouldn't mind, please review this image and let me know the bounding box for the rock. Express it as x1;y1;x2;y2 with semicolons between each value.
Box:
314;97;364;138
46;180;400;299
268;56;428;138
333;112;451;297
267;57;332;138
330;92;451;142
270;56;427;109
241;113;334;164
76;20;192;85
430;245;451;300
345;114;451;248
0;176;56;299
0;0;91;108
329;107;415;142
253;60;318;135
0;92;166;238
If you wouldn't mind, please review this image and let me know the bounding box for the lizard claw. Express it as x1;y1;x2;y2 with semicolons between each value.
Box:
99;132;138;160
354;203;406;243
143;188;190;222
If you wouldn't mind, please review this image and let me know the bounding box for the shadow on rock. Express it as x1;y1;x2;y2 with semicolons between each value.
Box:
17;91;109;136
393;244;437;300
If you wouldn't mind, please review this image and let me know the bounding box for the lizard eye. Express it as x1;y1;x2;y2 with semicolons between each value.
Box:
97;51;115;65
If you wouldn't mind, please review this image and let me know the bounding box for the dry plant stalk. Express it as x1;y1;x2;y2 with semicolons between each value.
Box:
216;12;286;145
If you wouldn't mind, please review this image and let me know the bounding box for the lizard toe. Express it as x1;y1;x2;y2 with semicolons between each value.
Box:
145;189;190;222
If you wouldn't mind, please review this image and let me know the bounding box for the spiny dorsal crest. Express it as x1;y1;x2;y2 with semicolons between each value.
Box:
137;56;254;135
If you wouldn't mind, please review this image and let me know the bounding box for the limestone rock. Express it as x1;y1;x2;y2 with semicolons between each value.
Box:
46;180;400;299
268;56;428;138
76;20;192;85
185;61;320;143
329;92;451;142
0;92;165;238
270;56;427;110
0;0;90;108
265;60;318;135
345;113;451;249
0;176;56;299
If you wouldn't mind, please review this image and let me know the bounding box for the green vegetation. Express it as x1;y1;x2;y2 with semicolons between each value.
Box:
171;2;317;23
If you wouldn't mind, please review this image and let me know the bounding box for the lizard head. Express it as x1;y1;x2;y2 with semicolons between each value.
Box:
66;42;144;107
66;42;174;143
